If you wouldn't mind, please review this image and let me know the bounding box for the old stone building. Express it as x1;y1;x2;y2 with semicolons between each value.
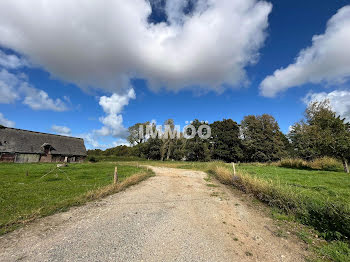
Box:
0;126;87;163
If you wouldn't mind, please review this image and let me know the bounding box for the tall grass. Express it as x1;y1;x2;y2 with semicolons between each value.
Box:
208;163;350;241
208;165;233;184
277;157;343;172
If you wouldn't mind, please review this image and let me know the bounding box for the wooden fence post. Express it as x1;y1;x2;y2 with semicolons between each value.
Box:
114;166;118;184
232;162;236;176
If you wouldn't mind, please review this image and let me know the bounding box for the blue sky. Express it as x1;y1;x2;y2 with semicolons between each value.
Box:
1;0;350;149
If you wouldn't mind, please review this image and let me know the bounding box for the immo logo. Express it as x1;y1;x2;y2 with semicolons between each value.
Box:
138;122;211;140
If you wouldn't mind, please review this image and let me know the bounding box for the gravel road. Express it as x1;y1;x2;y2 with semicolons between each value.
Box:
0;166;308;261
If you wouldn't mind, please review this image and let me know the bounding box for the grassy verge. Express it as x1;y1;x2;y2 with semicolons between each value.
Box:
234;164;350;239
0;162;154;235
209;163;350;261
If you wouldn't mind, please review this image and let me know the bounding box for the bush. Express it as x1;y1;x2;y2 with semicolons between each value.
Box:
278;157;343;172
87;156;98;163
278;158;308;169
309;157;343;171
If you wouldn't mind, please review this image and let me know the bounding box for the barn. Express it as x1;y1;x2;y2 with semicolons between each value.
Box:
0;126;87;163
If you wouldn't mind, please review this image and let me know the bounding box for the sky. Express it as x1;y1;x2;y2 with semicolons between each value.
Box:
1;0;350;149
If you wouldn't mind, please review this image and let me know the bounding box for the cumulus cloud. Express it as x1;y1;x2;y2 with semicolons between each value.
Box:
0;52;67;110
0;50;28;69
80;133;103;149
0;0;272;93
99;89;136;115
79;89;136;149
0;69;20;103
21;85;68;111
80;133;129;149
51;125;72;136
260;5;350;97
0;69;68;111
0;113;15;127
303;90;350;123
95;89;136;138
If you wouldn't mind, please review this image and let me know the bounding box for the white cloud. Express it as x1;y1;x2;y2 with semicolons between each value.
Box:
99;89;136;115
80;133;128;150
95;88;136;138
303;90;350;123
51;125;71;136
0;69;68;111
0;50;28;69
79;89;136;148
260;5;350;97
0;0;272;93
21;85;68;112
80;133;101;149
0;113;15;127
0;69;20;103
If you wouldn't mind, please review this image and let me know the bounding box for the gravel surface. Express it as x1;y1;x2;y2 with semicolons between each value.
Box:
0;166;308;261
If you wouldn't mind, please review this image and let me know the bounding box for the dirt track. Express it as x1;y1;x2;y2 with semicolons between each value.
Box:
0;166;308;261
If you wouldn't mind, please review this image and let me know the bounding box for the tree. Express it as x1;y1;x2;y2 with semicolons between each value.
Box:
171;137;186;161
104;145;131;156
127;122;149;145
241;114;287;162
147;137;163;160
210;119;243;162
289;121;321;160
86;149;103;156
161;119;177;161
291;100;350;173
185;120;211;161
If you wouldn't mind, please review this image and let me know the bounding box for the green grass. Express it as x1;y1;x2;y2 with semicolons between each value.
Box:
88;155;144;162
0;162;152;235
317;241;350;262
206;163;350;241
237;164;350;208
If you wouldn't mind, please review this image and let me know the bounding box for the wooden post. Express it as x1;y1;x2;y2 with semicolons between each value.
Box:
232;162;236;176
114;166;118;184
342;157;349;174
26;170;29;176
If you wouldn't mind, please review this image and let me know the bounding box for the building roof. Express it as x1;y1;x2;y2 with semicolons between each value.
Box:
0;127;87;156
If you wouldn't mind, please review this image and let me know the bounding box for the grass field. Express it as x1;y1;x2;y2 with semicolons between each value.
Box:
237;164;350;208
0;162;152;235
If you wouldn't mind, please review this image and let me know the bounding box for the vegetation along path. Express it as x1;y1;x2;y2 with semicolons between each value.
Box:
0;166;309;261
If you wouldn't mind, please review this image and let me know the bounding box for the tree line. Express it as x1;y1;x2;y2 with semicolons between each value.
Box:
88;100;350;173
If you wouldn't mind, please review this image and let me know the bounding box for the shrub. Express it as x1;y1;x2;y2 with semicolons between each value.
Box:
278;158;308;169
278;157;343;172
87;156;98;163
309;157;343;171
